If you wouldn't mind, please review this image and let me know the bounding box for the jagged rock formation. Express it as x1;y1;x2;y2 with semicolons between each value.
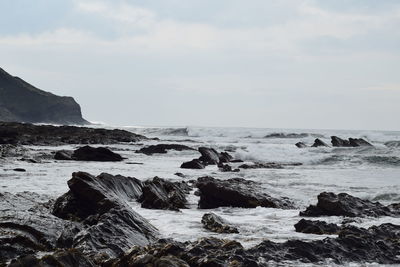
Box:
201;213;239;233
0;67;87;125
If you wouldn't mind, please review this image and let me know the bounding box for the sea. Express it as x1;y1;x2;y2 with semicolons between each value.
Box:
1;125;400;266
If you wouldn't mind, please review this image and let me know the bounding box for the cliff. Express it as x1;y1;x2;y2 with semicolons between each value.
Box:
0;67;88;125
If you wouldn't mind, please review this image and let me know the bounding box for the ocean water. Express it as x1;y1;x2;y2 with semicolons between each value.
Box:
1;126;400;266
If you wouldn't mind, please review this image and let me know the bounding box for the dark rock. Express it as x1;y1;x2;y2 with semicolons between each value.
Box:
136;144;194;155
54;150;73;160
294;219;341;235
331;136;352;147
311;138;329;147
219;152;234;163
180;159;205;169
300;192;400;217
198;147;220;165
139;177;189;211
230;159;244;163
295;142;307;148
196;176;295;209
239;162;284;169
13;168;26;172
0;121;146;145
0;192;81;264
349;138;373;147
218;163;240;172
174;172;186;178
52;172;159;257
8;249;95;267
265;133;310;138
0;67;87;125
71;146;123;162
201;213;239;234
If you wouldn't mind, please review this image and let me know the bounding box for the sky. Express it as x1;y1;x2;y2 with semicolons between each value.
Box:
1;0;400;130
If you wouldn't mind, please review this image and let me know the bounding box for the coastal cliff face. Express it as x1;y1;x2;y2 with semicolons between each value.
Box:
0;67;88;125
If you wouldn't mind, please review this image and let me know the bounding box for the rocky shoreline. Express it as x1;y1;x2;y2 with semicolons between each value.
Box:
1;122;400;266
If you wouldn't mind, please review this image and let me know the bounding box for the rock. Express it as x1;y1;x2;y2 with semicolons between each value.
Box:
54;150;73;160
331;136;352;147
294;219;341;235
331;136;373;147
8;249;95;267
0;121;146;145
180;159;205;169
349;138;373;147
0;192;81;264
108;223;400;265
311;138;329;147
0;67;87;125
196;177;295;209
218;163;240;172
174;172;186;178
201;213;239;234
139;177;190;211
71;146;123;162
265;133;310;138
239;162;283;169
219;152;234;163
295;142;307;148
198;147;220;165
300;192;400;217
13;168;26;172
136;144;194;155
52;172;159;257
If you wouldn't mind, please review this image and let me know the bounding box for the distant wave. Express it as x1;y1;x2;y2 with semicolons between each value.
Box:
264;132;324;139
372;192;400;202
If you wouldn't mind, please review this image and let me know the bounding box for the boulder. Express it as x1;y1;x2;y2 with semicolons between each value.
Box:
71;146;123;162
311;138;329;147
218;163;240;172
300;192;400;217
136;144;194;155
198;147;220;165
331;136;373;147
52;172;159;257
349;138;373;147
294;219;341;235
139;177;190;211
180;159;205;169
196;177;295;209
54;150;73;160
201;213;239;234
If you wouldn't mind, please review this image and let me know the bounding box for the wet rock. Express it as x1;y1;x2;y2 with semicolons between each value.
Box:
8;249;95;267
198;147;220;165
174;172;186;178
349;138;373;147
331;136;373;147
139;177;190;211
180;159;205;169
196;176;295;209
201;213;239;234
136;144;194;155
52;172;159;257
294;219;341;235
265;133;310;138
54;150;73;160
295;142;307;148
0;192;80;264
71;146;123;162
239;162;284;169
311;138;329;147
218;163;240;172
219;152;234;163
300;192;400;217
13;168;26;172
0;121;146;145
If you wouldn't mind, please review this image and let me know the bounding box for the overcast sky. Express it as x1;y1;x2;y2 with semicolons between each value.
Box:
1;0;400;130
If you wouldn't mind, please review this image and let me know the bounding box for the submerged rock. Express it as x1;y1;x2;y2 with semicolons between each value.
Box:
201;213;239;234
136;144;194;155
311;138;329;147
295;142;307;148
139;177;190;211
0;121;146;146
196;177;294;209
294;219;341;235
180;159;205;169
300;192;400;217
